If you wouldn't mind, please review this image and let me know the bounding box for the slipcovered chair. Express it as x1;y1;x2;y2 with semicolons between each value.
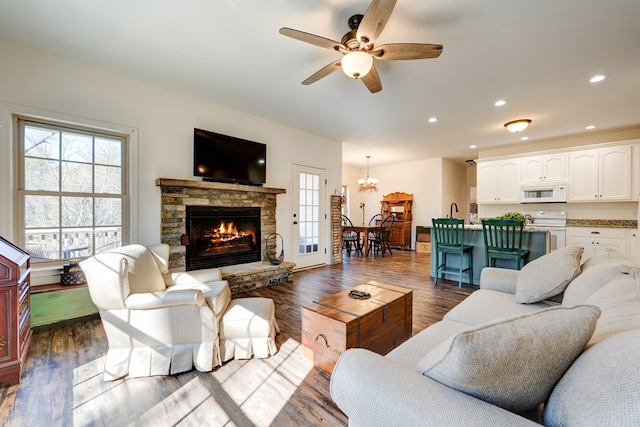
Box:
80;243;231;381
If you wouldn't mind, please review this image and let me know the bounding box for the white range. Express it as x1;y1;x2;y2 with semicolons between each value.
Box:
522;210;567;252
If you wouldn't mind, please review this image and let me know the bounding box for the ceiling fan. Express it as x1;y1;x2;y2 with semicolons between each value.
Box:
279;0;443;94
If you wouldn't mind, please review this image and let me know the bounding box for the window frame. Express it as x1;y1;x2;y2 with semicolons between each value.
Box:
14;114;132;266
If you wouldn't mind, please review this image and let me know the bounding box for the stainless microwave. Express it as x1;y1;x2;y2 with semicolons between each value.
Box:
520;182;567;203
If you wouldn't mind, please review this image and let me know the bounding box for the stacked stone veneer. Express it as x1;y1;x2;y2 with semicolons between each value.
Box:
331;195;342;264
155;178;293;294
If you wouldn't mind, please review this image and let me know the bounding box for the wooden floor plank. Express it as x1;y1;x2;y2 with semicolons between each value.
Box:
0;251;475;426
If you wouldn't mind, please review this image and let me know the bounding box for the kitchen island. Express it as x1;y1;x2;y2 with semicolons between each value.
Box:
428;224;549;286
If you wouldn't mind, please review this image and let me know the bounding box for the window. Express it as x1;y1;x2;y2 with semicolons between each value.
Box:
17;118;127;262
297;171;320;254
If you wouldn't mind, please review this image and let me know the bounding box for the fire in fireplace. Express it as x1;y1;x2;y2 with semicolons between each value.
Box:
186;206;261;270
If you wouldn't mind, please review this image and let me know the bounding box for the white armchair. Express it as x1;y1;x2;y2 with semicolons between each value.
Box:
80;244;231;381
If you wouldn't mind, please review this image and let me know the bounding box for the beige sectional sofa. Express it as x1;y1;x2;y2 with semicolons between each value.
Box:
330;247;640;426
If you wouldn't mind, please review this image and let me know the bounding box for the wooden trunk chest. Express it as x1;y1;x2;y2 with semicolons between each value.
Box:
301;281;412;373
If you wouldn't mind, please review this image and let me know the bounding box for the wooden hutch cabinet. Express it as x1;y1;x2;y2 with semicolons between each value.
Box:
0;236;32;386
381;192;413;250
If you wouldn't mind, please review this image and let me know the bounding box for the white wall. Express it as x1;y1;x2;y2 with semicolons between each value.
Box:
441;159;467;220
343;157;450;248
0;39;342;265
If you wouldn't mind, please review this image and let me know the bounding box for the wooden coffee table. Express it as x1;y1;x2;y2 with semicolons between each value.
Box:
301;281;413;373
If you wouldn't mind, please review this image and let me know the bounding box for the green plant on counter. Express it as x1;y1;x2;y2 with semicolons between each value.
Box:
497;211;526;223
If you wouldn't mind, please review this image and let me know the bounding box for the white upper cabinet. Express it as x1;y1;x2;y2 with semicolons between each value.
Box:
477;159;520;203
520;153;568;183
568;145;631;202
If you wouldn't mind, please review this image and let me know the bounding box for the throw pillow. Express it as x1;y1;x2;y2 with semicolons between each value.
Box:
563;259;638;307
584;270;640;347
416;305;601;412
544;330;640;427
515;245;583;304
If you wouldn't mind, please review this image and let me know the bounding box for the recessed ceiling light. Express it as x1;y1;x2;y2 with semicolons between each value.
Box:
585;125;596;130
521;136;529;141
494;100;507;107
428;117;438;123
589;75;606;83
469;145;477;149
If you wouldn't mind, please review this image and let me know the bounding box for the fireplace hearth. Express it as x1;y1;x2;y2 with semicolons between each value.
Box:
186;206;261;270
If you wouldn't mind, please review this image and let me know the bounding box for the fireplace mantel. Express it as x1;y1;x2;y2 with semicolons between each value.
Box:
155;178;286;195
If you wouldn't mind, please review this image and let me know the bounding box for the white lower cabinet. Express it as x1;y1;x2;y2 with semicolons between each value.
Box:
565;227;627;262
627;229;639;261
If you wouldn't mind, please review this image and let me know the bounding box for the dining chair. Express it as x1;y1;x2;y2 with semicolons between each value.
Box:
370;215;395;257
481;219;529;269
431;218;473;288
367;213;383;243
341;215;363;256
368;214;383;227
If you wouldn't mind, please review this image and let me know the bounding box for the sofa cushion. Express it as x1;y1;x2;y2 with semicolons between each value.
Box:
584;270;640;347
581;247;624;269
563;257;639;307
544;330;640;427
416;305;601;412
515;246;583;304
444;289;552;327
386;319;470;368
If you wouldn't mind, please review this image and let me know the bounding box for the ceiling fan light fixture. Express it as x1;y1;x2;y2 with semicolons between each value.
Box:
341;51;373;79
504;119;531;133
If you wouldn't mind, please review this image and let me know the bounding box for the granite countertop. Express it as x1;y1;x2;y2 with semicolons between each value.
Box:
566;219;638;229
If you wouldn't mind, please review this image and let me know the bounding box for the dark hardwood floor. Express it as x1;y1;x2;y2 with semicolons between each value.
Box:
0;250;476;427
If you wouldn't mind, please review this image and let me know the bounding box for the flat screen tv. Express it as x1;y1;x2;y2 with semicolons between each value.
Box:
193;128;267;186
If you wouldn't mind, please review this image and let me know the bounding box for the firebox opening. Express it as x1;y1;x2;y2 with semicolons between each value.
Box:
186;206;261;270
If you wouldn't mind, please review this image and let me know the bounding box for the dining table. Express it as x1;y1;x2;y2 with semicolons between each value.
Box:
342;225;380;257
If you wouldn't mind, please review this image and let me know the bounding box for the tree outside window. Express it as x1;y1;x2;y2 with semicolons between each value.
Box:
19;119;126;261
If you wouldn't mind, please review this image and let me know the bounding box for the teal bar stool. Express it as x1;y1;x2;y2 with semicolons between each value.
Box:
481;219;529;269
432;218;473;288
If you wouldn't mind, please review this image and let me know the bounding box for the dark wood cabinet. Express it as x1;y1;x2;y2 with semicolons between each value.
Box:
389;220;412;250
380;192;413;250
0;236;32;386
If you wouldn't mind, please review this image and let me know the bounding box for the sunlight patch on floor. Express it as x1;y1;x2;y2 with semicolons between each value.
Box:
69;339;312;426
216;338;313;426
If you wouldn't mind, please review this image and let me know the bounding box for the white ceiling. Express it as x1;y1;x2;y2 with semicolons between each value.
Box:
1;0;639;168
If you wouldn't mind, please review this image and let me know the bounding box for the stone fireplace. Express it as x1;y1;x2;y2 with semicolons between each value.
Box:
155;178;293;293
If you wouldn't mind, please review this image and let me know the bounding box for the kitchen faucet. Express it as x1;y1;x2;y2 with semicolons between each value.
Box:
450;202;459;219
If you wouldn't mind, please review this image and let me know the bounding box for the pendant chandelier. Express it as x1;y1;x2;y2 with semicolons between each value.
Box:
358;155;379;192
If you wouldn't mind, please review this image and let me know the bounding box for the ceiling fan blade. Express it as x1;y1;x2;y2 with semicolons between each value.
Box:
371;43;444;60
279;27;343;51
357;0;397;45
302;60;342;85
361;64;382;93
